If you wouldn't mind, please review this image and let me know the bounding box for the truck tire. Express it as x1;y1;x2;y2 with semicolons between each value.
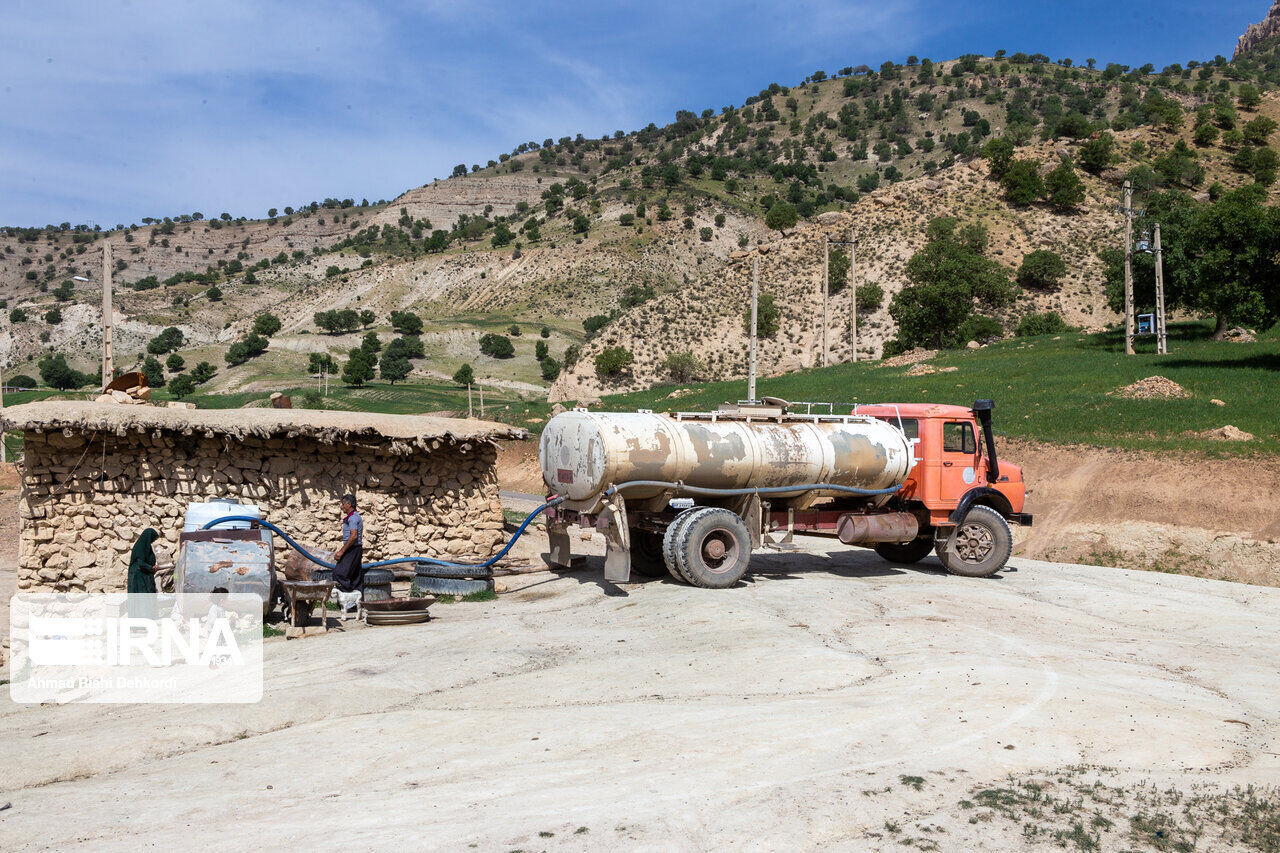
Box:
662;509;701;583
673;508;752;589
934;505;1012;578
874;538;934;564
629;529;668;577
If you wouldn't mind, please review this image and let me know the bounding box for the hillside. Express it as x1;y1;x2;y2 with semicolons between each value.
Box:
6;8;1280;405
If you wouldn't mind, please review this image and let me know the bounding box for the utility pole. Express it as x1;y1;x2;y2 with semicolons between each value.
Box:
102;242;115;388
748;257;759;402
0;365;6;463
821;234;829;367
849;232;858;363
1154;222;1167;355
1123;180;1135;356
479;384;485;419
467;382;474;418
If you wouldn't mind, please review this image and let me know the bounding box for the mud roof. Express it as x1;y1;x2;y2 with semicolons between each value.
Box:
1;401;524;451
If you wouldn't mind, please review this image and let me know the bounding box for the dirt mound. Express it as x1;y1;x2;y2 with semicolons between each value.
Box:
1111;375;1190;399
1192;425;1255;441
881;348;938;368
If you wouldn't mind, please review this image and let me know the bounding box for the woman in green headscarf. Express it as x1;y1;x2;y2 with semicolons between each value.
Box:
127;529;161;619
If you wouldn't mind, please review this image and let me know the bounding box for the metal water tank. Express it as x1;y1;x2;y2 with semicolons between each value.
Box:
540;409;913;508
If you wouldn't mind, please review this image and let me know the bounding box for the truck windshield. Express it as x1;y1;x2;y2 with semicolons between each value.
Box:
874;416;918;440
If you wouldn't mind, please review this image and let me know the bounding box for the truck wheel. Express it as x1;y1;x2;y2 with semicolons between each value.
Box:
935;506;1012;578
874;539;934;564
662;509;700;583
629;529;668;577
673;508;752;589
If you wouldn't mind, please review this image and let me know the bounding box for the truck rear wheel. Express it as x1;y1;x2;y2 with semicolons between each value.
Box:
672;508;752;589
629;529;668;577
874;539;934;564
934;505;1012;578
663;509;700;583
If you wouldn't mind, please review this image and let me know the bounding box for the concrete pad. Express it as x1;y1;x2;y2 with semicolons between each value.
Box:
1;538;1278;850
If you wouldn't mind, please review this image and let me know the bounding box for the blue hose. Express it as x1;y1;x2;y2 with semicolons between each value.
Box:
201;495;565;575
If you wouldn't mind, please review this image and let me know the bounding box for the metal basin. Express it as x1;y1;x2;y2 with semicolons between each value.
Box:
363;596;434;626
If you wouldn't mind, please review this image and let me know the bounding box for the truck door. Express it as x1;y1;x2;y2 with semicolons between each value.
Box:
939;419;979;507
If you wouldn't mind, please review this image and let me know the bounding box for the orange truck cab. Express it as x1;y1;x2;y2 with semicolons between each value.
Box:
852;399;1032;576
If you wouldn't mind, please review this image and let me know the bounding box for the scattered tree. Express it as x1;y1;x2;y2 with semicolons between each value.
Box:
479;333;515;358
169;373;196;399
594;346;635;379
540;357;561;381
452;363;475;386
166;353;184;372
388;310;423;335
252;313;282;337
142;356;166;388
1017;250;1067;290
765;202;798;235
889;218;1015;349
1044;160;1085;210
341;348;376;386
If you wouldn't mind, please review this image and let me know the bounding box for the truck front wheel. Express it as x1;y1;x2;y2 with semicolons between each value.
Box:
874;539;934;564
934;506;1012;578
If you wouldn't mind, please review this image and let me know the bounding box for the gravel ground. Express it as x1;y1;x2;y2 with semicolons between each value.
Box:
1;538;1278;850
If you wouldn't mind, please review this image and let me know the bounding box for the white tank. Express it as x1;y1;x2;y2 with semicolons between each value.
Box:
540;409;914;508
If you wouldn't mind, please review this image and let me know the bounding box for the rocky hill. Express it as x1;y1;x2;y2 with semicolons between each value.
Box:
5;17;1280;402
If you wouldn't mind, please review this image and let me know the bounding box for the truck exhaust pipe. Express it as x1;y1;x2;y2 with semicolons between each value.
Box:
972;399;999;482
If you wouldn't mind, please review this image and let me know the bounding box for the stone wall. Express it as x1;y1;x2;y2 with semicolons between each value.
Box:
16;427;505;592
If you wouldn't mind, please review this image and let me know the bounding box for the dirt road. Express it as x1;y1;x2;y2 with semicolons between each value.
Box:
2;538;1277;850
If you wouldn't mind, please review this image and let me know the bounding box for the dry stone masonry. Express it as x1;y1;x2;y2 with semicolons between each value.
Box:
4;402;521;592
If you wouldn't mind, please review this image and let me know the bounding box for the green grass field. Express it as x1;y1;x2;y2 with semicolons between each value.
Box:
603;321;1280;457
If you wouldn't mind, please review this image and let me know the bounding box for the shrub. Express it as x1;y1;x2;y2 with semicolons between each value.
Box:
9;374;37;389
662;350;703;382
594;347;634;379
1015;312;1070;337
956;315;1004;343
742;293;781;338
206;284;222;301
540;325;551;338
508;324;521;336
8;309;27;323
43;308;62;325
166;353;184;372
479;333;515;358
539;357;561;382
583;314;610;337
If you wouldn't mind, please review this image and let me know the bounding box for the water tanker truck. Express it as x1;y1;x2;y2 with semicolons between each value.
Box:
538;398;1032;587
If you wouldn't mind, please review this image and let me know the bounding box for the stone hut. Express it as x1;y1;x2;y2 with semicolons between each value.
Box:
2;401;524;592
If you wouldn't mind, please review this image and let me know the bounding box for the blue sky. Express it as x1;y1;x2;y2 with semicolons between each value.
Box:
0;0;1269;226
